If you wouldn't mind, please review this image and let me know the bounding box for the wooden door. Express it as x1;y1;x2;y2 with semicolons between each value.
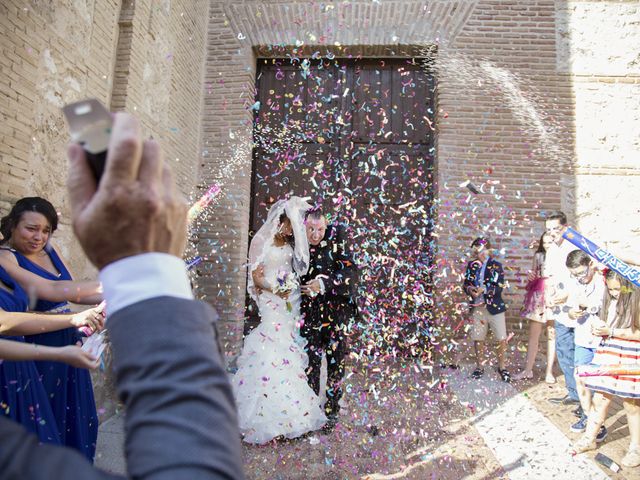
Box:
248;58;436;356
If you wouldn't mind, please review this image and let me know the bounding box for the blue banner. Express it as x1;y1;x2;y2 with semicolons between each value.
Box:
563;227;640;287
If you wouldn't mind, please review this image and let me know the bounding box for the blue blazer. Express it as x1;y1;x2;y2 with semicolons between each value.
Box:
464;257;507;315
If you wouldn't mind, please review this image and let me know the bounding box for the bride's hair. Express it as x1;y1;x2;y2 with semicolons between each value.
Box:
277;212;295;247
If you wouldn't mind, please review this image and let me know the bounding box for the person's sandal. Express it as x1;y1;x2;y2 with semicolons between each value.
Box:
571;436;596;454
622;446;640;468
545;374;557;384
471;367;484;379
498;368;511;383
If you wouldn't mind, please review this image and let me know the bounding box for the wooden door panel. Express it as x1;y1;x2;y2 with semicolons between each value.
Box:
394;67;435;145
352;66;393;142
251;143;338;230
348;144;433;205
303;65;347;140
249;59;436;350
351;63;435;145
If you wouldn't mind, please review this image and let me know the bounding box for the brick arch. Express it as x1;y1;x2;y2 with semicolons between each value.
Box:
225;1;479;49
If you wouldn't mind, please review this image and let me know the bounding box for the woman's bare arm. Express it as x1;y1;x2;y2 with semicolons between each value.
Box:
252;264;271;292
0;307;104;336
609;328;640;341
0;251;102;304
0;338;98;369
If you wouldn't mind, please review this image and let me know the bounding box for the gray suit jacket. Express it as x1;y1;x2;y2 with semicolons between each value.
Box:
0;296;245;480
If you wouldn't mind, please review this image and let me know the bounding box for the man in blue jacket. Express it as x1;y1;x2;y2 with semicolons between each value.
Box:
463;237;510;382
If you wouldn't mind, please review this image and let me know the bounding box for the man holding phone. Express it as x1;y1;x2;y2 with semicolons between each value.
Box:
544;211;581;407
0;110;245;479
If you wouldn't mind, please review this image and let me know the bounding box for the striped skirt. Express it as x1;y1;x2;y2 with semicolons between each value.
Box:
585;337;640;399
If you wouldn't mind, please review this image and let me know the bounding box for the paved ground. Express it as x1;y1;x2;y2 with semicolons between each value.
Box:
516;370;640;480
94;412;125;475
94;354;640;479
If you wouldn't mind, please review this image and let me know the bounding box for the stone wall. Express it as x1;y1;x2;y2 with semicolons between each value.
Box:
0;0;209;277
1;0;210;420
557;0;640;253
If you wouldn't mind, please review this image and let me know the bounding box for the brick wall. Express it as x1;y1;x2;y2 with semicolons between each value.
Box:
195;2;256;358
1;0;121;272
3;0;637;364
435;0;576;344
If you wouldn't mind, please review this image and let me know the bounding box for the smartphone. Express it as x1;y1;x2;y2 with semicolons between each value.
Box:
62;99;112;182
594;452;620;472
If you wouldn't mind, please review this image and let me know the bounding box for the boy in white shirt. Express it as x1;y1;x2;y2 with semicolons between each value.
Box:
564;249;607;442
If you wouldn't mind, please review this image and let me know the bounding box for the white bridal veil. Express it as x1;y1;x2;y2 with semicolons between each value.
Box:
247;196;312;301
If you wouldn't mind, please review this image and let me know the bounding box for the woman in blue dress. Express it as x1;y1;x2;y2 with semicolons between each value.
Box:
0;265;102;445
0;197;103;461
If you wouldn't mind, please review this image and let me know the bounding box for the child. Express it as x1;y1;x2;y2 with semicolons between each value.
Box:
563;249;606;441
572;271;640;468
463;237;510;382
514;233;556;382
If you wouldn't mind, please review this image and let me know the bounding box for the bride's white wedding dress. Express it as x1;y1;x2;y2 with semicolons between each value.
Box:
232;241;326;444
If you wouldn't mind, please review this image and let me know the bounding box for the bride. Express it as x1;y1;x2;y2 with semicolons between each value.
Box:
232;197;326;443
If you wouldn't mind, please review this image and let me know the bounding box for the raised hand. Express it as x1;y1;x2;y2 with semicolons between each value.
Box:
67;113;189;269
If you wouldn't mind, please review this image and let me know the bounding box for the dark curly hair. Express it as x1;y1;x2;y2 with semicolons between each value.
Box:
0;197;58;245
277;212;294;247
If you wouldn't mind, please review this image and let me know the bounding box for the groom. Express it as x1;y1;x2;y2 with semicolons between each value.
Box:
300;208;357;430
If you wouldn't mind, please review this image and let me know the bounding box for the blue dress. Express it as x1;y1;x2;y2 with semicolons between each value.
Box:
0;265;61;445
11;246;98;461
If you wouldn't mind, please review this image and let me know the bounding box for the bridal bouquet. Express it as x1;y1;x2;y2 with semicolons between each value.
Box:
274;270;298;312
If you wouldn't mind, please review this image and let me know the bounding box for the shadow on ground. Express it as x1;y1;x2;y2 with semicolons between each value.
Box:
241;358;506;479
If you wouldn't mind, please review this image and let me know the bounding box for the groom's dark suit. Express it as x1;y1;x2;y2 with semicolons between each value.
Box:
300;223;357;417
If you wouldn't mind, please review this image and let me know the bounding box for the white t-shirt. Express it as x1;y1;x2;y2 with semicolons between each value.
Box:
570;272;606;348
545;239;578;326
